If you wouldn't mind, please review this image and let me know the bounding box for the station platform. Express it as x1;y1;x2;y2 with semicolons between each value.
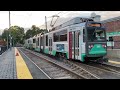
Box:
103;58;120;67
0;47;33;79
0;48;17;79
0;47;49;79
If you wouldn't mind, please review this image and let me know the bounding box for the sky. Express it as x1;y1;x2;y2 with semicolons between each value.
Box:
0;11;120;34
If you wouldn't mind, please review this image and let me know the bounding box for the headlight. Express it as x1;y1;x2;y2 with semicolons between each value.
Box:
88;45;91;48
102;44;106;48
104;45;106;47
88;45;94;48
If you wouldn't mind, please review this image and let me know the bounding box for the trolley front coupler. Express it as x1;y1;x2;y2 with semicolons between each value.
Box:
103;57;108;62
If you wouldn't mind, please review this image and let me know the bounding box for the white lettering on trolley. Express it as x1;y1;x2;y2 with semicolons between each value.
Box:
69;27;83;32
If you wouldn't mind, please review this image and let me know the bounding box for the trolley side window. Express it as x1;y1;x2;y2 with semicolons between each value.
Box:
53;29;67;42
42;37;43;46
46;35;48;46
60;30;67;41
38;38;39;46
33;39;36;43
53;33;59;42
78;32;80;47
83;29;85;42
40;37;43;46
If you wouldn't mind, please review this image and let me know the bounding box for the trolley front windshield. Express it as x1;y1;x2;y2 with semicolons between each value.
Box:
87;28;106;42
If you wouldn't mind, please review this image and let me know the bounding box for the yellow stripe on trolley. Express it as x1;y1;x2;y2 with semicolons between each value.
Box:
109;60;120;65
15;47;33;79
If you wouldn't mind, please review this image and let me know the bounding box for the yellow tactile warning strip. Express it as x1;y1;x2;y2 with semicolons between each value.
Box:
15;47;33;79
109;60;120;65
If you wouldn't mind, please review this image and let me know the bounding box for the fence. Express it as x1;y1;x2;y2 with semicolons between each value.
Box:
0;46;8;55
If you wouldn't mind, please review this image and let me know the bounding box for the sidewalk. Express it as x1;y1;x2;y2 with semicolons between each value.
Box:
103;57;120;67
107;49;120;59
0;47;17;79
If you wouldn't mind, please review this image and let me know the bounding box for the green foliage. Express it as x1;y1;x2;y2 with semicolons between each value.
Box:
1;25;49;46
25;25;48;39
1;28;9;43
1;26;25;46
10;26;25;45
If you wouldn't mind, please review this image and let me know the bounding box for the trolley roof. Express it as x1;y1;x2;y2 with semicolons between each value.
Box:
49;17;93;32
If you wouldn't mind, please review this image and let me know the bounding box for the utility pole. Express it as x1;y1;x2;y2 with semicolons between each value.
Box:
45;16;47;31
9;11;11;50
7;28;8;50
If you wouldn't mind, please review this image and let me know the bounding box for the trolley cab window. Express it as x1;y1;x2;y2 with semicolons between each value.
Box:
87;28;106;42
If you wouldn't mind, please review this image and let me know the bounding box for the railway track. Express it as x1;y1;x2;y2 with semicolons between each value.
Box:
19;47;99;79
18;48;84;79
86;62;120;75
70;60;120;79
19;47;120;79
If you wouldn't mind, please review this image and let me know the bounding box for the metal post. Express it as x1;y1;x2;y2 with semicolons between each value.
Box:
7;29;8;49
9;11;11;49
45;16;47;31
112;41;113;49
43;16;47;51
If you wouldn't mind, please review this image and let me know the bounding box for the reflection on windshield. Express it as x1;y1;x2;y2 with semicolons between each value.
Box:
87;28;106;42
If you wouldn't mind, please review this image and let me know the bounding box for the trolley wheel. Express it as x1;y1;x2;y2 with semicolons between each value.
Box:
83;57;89;63
103;58;108;62
58;53;63;61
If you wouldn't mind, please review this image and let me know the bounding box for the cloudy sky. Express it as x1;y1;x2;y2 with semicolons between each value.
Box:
0;11;120;34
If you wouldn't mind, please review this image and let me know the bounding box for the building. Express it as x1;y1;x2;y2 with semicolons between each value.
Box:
102;16;120;49
0;39;6;46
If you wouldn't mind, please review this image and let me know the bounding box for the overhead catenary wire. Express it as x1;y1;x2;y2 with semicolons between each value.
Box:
40;11;76;29
39;11;63;29
49;11;67;28
50;11;77;27
51;11;92;27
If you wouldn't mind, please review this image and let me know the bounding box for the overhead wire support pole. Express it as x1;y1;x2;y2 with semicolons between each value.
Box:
9;11;11;50
7;27;8;50
45;16;47;31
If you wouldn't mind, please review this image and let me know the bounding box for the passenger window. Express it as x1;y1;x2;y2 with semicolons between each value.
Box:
46;35;48;46
38;38;39;46
83;29;85;42
109;36;113;41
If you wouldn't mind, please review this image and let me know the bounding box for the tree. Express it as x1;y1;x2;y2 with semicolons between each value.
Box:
9;26;25;46
1;28;9;44
0;35;1;39
1;25;49;46
25;25;48;39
